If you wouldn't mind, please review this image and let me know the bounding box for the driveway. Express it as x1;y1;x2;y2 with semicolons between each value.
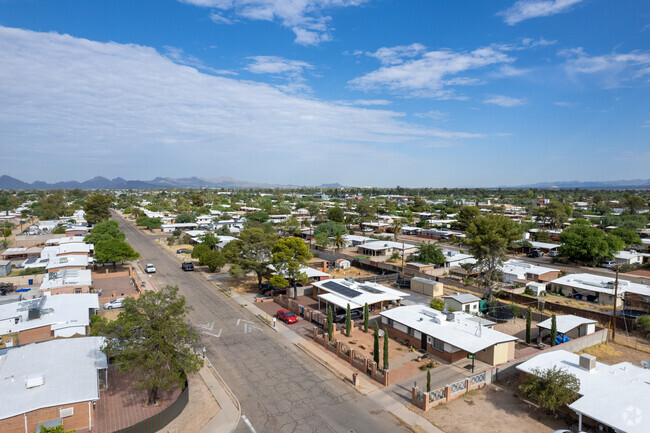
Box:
112;211;412;433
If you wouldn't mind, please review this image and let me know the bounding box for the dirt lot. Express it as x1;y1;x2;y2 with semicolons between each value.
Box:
323;264;377;279
221;274;259;295
418;384;568;433
577;341;650;366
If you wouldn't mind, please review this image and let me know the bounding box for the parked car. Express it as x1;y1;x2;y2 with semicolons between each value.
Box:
103;298;125;310
362;228;373;232
527;250;544;258
181;261;194;271
277;309;298;324
177;248;191;254
144;263;156;273
334;309;364;323
602;261;617;269
260;286;287;297
548;250;560;257
258;282;273;293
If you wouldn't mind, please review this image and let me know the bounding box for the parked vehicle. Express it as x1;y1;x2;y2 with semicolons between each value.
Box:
258;282;273;293
144;263;156;273
181;261;194;271
527;250;544;258
260;286;286;297
277;309;298;324
334;309;363;323
103;297;125;310
177;248;190;254
602;261;617;269
548;250;560;257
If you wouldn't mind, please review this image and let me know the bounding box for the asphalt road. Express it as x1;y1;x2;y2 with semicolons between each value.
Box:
113;211;411;433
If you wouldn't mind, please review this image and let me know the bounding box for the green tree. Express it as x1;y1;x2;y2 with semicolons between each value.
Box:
191;244;211;262
228;263;243;279
94;238;140;268
247;211;270;224
426;369;431;393
269;237;312;299
200;232;220;249
52;226;66;234
175;212;195;224
550;314;557;346
623;192;646;214
526;307;532;344
383;331;389;370
534;202;570;229
314;232;330;247
203;249;226;272
456;206;481;231
430;298;446;311
136;216;162;230
363;303;369;333
414;243;446;266
373;321;380;364
345;303;351;337
221;228;277;287
464;215;523;301
283;216;301;236
609;228;641;246
519;366;580;413
84;193;112;225
391;219;403;241
38;426;75;433
327;206;344;223
92;286;202;405
332;233;345;253
314;221;347;237
559;225;624;266
327;306;334;341
85;220;125;244
191;193;205;207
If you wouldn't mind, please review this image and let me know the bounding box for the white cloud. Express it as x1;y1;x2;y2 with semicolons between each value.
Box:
554;101;575;107
483;95;527;107
498;0;584;25
349;45;514;99
0;26;489;183
180;0;367;46
365;43;427;65
559;47;650;88
334;99;392;106
245;55;314;94
415;110;447;120
642;120;650;128
164;46;237;75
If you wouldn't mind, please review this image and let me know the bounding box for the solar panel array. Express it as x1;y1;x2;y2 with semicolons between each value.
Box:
359;284;384;294
322;280;362;298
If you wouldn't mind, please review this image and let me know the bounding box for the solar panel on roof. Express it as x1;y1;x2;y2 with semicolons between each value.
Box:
359;284;384;294
322;281;362;298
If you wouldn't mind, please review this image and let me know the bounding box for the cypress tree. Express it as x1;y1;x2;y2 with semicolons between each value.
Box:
427;369;431;393
373;321;380;364
363;303;369;333
550;314;557;346
345;303;351;337
327;306;333;341
526;307;532;344
383;332;389;370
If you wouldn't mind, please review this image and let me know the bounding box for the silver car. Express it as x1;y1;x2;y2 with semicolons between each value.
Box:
103;297;125;310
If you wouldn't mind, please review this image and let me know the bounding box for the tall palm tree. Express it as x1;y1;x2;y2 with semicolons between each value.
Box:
391;219;403;241
333;233;345;254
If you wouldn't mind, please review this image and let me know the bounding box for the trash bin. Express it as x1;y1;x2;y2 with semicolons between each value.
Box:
28;279;33;286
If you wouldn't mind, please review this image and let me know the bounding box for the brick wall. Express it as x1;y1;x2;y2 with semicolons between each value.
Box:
1;400;91;433
18;325;53;345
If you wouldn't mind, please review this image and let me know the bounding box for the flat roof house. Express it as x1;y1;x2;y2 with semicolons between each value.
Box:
356;241;417;257
39;269;93;296
46;255;89;273
0;337;107;433
500;260;560;284
443;293;481;314
517;350;650;433
312;279;408;313
440;249;476;268
549;273;650;307
0;294;99;347
614;250;644;266
380;305;515;365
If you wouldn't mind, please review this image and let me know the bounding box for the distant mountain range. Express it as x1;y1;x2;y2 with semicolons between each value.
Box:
0;175;290;190
511;179;650;190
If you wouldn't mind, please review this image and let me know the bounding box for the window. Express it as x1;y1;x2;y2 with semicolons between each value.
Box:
429;337;444;352
407;327;414;336
464;305;470;313
387;318;394;327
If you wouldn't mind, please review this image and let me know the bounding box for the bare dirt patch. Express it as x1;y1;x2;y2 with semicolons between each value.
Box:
324;264;377;279
577;341;649;366
419;384;568;433
221;274;259;295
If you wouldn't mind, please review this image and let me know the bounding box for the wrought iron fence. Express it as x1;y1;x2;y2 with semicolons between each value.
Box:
429;387;445;403
449;379;467;395
470;371;486;387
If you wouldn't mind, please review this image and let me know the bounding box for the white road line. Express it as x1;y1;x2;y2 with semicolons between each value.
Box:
236;318;255;326
241;415;257;433
197;321;215;331
202;329;222;338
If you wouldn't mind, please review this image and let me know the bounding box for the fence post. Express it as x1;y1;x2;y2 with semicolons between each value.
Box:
466;378;472;391
445;385;451;402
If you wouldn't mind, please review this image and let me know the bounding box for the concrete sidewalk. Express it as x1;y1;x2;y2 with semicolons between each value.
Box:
198;359;241;433
216;282;443;433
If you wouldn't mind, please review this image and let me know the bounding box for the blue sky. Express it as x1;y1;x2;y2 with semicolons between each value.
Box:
0;0;648;187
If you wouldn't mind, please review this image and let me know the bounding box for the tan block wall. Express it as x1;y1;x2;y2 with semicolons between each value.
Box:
45;285;91;296
47;265;86;273
0;400;91;433
18;326;53;345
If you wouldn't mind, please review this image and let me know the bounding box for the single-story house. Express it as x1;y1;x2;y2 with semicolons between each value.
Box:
0;294;99;347
356;241;417;257
21;257;49;270
65;226;90;237
549;273;650;308
500;260;560;284
529;241;561;253
39;269;93;296
517;350;650;433
267;265;331;284
406;262;436;273
443;293;481;314
441;249;476;268
342;234;377;247
0;337;107;433
46;255;89;273
161;223;198;233
525;281;547;296
536;314;597;339
410;277;443;297
614;250;644;266
334;259;350;269
380;305;515;365
1;247;42;261
45;236;86;246
40;243;91;260
312;279;408;314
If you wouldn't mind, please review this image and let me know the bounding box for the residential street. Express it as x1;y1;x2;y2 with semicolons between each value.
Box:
112;211;412;433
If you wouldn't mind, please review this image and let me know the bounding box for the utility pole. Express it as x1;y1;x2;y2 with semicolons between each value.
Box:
612;263;620;342
401;236;405;279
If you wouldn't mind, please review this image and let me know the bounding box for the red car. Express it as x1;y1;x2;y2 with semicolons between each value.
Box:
277;309;298;324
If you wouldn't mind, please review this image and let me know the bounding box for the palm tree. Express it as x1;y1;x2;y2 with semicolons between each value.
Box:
333;233;345;254
391;219;403;241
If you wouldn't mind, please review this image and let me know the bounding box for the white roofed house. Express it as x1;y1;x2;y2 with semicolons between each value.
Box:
380;305;515;366
614;250;644;266
443;293;481;314
356;240;417;257
268;265;331;285
517;350;650;433
312;279;408;314
499;260;560;284
0;337;107;433
39;269;93;296
0;294;99;347
440;248;476;268
46;255;89;273
536;314;597;340
549;273;650;308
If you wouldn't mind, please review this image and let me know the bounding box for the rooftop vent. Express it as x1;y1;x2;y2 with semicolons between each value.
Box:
26;374;44;389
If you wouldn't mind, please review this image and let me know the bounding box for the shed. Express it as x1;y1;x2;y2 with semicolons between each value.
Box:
0;260;11;277
526;281;546;296
443;293;481;314
537;314;597;339
410;277;443;297
334;259;350;270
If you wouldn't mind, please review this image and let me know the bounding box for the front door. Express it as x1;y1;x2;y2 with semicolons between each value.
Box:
421;334;427;350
